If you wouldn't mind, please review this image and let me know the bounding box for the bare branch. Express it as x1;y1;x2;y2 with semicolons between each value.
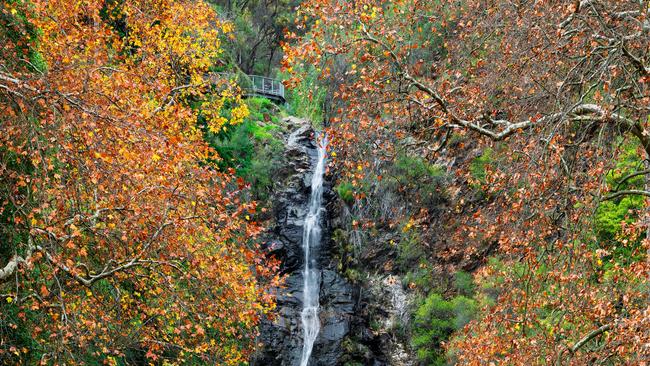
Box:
0;237;35;282
571;324;612;353
355;25;649;147
613;169;650;190
556;324;613;365
603;189;650;201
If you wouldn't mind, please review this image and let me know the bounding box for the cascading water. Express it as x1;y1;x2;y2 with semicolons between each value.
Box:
299;135;327;366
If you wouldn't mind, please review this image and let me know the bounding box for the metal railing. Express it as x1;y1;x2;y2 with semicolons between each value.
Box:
246;75;285;101
207;72;285;102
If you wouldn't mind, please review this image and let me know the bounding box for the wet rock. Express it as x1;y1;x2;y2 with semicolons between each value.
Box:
356;274;416;366
251;117;359;366
266;240;302;274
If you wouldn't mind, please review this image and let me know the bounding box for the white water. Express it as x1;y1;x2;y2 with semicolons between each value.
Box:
299;135;327;366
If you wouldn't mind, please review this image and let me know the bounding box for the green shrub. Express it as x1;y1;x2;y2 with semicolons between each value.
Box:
397;231;426;270
1;0;47;73
405;269;475;299
596;196;644;242
201;97;284;201
246;96;276;115
383;154;447;209
594;141;646;265
335;181;356;204
404;266;434;292
453;271;475;297
412;294;478;366
344;268;361;283
469;147;493;183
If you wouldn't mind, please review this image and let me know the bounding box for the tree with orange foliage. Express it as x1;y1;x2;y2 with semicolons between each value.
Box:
1;0;278;363
284;0;648;364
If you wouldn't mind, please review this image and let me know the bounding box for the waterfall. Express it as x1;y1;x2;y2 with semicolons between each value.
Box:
299;135;327;366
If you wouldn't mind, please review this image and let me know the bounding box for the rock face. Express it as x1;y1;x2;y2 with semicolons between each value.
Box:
251;117;359;366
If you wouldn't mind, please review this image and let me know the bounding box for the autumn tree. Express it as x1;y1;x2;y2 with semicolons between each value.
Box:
1;0;278;363
284;0;649;364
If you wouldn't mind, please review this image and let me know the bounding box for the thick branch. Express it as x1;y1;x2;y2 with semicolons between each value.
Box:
603;189;650;201
356;26;649;146
0;254;27;281
0;237;35;281
570;324;612;353
3;209;172;286
44;219;173;287
556;324;613;365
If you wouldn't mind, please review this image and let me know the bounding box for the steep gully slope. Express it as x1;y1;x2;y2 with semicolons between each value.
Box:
251;117;351;365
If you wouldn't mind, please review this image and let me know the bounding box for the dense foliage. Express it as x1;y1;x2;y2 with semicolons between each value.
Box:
209;0;302;76
0;0;279;363
284;0;649;364
2;0;649;364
